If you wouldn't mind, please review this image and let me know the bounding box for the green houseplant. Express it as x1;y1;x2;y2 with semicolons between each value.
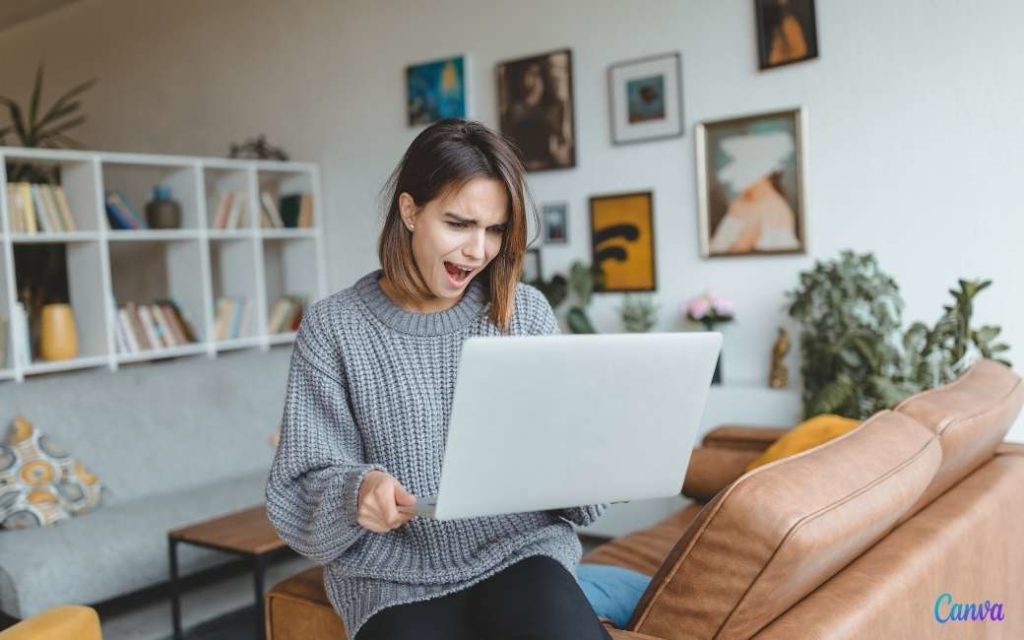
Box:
529;260;603;334
0;63;97;182
787;251;1011;419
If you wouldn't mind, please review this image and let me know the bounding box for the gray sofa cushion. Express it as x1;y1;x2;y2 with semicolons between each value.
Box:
0;349;290;506
0;469;268;618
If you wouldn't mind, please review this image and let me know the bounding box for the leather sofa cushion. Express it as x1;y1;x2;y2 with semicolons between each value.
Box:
583;503;705;576
894;359;1023;518
630;410;941;640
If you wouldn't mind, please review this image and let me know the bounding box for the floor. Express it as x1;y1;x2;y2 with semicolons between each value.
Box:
96;535;607;640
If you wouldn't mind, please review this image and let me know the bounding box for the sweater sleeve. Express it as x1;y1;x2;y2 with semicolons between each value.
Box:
265;318;386;565
524;285;609;528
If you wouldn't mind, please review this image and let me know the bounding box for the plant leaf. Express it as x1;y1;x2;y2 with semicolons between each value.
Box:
36;115;86;141
35;100;81;130
29;63;44;131
39;78;97;125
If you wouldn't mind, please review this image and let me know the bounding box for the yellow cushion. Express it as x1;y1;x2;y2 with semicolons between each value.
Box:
746;414;860;471
0;605;101;640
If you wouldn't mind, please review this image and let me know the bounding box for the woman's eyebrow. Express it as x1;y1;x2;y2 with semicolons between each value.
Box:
444;212;506;227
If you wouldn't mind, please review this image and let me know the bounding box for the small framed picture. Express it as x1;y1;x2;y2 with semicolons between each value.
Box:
497;49;576;171
755;0;819;70
542;203;569;244
608;52;684;145
589;191;656;292
406;55;467;126
695;107;808;258
521;248;542;283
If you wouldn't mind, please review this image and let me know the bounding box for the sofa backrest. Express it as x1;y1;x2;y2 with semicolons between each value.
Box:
894;359;1023;519
0;349;292;504
629;410;941;640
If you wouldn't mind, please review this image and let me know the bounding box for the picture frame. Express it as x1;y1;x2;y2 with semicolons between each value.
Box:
695;107;808;258
608;52;684;144
589;191;656;292
755;0;819;70
496;49;576;172
406;55;467;126
542;202;569;244
521;248;542;283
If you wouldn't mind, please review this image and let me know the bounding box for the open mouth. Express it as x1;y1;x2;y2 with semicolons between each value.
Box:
444;261;474;286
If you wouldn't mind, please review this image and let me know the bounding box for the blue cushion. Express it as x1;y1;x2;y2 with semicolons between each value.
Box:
576;563;651;628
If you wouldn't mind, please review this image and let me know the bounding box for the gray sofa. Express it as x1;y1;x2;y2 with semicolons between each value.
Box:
0;348;291;619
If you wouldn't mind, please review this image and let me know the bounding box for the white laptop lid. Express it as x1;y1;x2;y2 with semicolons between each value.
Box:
431;332;721;520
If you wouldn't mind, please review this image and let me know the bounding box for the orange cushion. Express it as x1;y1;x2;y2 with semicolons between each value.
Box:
746;414;860;471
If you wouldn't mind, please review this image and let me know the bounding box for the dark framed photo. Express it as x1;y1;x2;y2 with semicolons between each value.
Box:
406;55;467;126
608;52;684;144
496;49;576;172
521;248;542;283
756;0;819;70
542;202;568;244
695;107;807;258
589;191;656;292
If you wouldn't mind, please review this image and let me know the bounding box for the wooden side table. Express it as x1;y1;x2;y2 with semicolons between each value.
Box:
168;505;288;640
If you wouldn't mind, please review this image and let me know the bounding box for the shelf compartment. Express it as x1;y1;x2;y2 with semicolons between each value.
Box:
204;167;255;231
2;154;103;232
14;241;108;365
108;239;206;353
209;237;259;341
262;237;315;335
100;162;201;231
257;169;315;230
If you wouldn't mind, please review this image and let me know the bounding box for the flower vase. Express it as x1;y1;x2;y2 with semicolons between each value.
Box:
39;303;79;361
703;320;723;385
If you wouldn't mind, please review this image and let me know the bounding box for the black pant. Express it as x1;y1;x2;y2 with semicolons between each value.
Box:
357;555;612;640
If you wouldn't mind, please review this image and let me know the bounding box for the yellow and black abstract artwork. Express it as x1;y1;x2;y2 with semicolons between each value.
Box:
589;191;656;292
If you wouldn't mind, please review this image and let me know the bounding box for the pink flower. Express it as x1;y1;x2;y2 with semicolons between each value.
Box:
708;294;734;317
686;297;710;320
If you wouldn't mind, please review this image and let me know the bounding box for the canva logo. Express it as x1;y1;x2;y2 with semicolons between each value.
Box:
934;593;1005;623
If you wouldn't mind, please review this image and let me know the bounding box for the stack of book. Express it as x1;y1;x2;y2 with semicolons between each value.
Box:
267;295;304;334
214;297;253;341
114;301;197;353
211;191;249;229
5;182;78;233
259;191;285;228
105;190;148;230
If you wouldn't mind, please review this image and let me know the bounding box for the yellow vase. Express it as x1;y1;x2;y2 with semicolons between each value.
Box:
39;303;79;361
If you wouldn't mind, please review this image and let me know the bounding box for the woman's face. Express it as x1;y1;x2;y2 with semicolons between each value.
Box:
399;177;509;311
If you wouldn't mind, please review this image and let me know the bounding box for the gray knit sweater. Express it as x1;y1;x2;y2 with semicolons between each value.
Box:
266;269;605;639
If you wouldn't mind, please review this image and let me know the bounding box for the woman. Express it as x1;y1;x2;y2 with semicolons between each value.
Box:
266;119;609;640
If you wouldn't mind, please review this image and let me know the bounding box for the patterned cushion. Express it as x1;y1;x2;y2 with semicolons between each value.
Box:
0;416;104;530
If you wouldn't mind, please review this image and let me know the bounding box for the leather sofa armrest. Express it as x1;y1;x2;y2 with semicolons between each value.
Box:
700;425;791;451
682;446;762;502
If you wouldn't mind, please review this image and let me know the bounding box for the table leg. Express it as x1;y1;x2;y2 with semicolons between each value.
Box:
169;537;182;640
253;554;266;638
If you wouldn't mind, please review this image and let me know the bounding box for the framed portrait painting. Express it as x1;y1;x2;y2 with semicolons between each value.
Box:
542;202;568;244
589;192;656;292
496;49;576;171
695;107;807;258
608;52;684;144
406;56;467;126
755;0;819;70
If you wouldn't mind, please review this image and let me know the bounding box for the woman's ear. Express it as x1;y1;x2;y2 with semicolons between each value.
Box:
398;193;418;231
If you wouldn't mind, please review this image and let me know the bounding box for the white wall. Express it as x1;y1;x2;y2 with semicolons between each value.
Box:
1;0;1022;437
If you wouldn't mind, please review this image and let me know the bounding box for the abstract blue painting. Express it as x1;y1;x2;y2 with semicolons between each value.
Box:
406;56;466;126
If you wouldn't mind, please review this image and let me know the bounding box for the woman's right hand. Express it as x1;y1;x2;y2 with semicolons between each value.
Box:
357;470;417;533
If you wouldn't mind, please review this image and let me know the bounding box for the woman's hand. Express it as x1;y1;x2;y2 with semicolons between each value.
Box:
357;470;417;533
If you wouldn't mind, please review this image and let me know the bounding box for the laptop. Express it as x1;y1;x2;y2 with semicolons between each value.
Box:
398;332;722;520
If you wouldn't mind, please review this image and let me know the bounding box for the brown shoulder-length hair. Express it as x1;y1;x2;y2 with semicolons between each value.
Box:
378;119;537;331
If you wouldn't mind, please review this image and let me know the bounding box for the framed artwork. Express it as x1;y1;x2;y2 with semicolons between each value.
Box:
589;192;656;292
695;107;807;258
608;52;684;144
542;202;568;244
496;49;576;171
755;0;819;70
406;56;467;126
521;248;542;283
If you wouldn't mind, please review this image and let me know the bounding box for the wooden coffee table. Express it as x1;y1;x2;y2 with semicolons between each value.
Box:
168;505;288;640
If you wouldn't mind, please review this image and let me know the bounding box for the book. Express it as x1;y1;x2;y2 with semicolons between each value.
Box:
117;308;140;353
53;186;77;231
260;191;284;228
19;184;37;233
278;194;302;228
298;194;314;228
150;304;177;348
105;191;138;230
158;300;198;343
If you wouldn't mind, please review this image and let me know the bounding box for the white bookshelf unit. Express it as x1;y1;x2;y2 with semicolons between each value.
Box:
0;147;328;382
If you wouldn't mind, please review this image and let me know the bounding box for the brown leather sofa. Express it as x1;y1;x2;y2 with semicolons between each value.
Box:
265;359;1023;639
